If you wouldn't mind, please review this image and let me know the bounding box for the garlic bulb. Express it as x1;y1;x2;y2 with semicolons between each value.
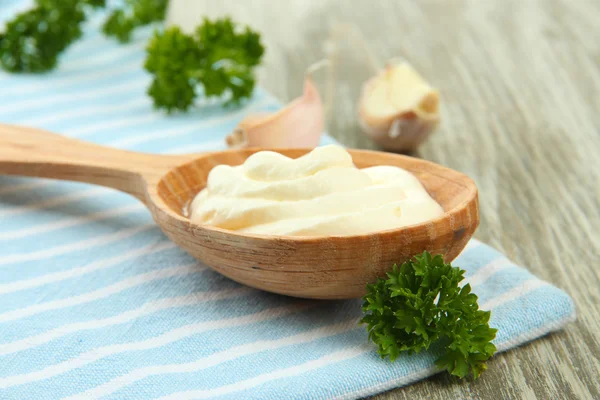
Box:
358;62;440;152
226;76;324;148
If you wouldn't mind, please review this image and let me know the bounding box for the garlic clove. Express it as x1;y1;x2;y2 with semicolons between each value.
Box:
358;62;440;152
226;76;324;149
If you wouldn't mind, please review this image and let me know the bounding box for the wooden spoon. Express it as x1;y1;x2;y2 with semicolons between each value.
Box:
0;124;478;299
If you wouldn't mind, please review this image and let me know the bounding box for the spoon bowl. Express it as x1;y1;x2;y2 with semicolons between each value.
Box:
0;124;478;299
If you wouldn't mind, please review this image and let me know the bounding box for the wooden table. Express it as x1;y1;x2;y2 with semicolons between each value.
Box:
169;0;600;398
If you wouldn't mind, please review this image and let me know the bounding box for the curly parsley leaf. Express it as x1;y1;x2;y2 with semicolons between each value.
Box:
360;251;497;379
0;0;105;73
102;0;168;43
144;17;265;112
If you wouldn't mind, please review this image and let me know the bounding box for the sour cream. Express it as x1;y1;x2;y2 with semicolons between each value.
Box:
189;145;444;236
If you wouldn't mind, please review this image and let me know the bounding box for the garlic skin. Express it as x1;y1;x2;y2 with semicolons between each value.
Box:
226;77;324;148
358;63;440;152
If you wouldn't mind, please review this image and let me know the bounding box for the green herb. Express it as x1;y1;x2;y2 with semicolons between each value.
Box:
144;17;265;113
0;0;105;73
0;0;167;72
360;251;497;379
0;4;265;112
102;0;168;43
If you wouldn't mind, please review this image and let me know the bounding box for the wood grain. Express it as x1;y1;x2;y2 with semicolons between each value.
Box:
155;148;478;299
0;124;478;299
168;0;600;398
0;123;185;202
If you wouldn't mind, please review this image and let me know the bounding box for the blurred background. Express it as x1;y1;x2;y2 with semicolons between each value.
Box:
1;0;599;398
166;2;600;398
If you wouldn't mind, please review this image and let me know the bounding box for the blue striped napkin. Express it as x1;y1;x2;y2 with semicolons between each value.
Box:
0;4;575;399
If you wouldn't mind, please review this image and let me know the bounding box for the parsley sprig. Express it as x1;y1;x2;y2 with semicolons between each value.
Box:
361;252;497;379
0;0;166;72
144;18;265;112
102;0;168;43
0;0;105;73
0;2;264;111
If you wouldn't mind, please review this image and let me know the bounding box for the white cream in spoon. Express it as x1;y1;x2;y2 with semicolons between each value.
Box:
189;145;444;236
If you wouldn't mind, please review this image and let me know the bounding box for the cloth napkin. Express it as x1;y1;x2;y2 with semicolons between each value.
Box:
0;4;575;399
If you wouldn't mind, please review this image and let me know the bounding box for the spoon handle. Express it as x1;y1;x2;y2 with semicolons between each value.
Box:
0;123;186;202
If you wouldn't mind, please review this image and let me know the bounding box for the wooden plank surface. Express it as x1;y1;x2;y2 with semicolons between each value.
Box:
168;0;600;398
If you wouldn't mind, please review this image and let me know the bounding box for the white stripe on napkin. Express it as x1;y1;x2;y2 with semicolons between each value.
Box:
0;287;253;356
0;241;176;294
334;309;574;400
0;224;155;266
0;304;312;389
464;258;513;286
108;97;276;148
481;279;548;310
0;79;148;115
0;187;106;218
154;279;550;400
65;319;363;400
60;261;540;399
156;345;370;400
0;95;277;200
67;114;161;138
2;57;144;98
0;203;145;240
0;263;202;323
26;97;151;127
0;237;494;357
